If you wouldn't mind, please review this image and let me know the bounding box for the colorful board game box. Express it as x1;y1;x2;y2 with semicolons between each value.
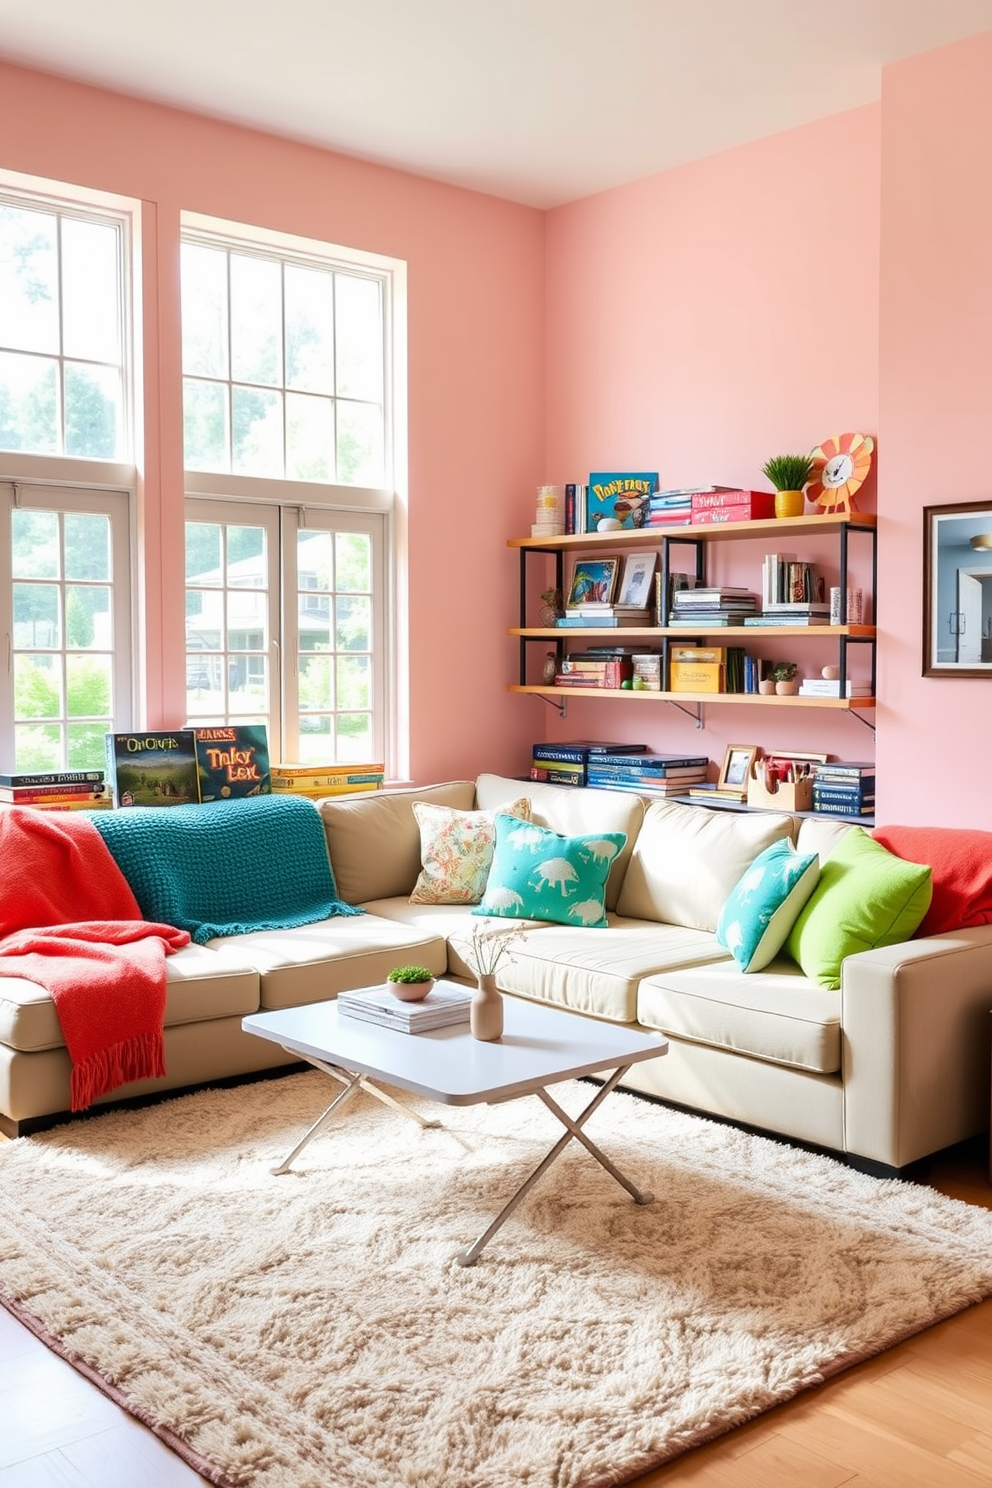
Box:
586;472;659;531
105;730;200;808
194;725;271;802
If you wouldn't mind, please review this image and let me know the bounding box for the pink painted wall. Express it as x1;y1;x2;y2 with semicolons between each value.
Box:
0;60;545;786
877;33;992;827
543;107;882;785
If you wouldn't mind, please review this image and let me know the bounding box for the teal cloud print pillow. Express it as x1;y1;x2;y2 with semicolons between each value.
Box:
473;814;626;928
716;838;820;972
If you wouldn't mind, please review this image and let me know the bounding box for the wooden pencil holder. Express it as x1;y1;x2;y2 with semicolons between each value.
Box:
746;767;813;813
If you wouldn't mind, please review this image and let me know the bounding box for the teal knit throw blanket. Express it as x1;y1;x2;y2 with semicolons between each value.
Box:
91;795;362;944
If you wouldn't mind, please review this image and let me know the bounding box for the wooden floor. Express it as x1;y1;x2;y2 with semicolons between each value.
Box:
1;1136;990;1487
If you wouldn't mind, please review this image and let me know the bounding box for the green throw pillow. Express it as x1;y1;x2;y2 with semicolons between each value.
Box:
473;814;626;928
716;839;820;972
786;827;933;989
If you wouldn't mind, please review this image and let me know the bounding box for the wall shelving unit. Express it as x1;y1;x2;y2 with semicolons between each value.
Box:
508;513;877;731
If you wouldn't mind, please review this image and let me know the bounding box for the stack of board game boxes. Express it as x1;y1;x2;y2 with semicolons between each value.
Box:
269;762;385;798
104;726;271;808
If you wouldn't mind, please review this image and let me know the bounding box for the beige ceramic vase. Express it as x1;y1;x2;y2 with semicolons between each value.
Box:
470;973;504;1041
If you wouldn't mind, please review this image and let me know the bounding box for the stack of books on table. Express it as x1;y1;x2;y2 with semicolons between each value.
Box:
530;741;648;786
337;982;472;1034
812;762;876;817
0;770;111;810
558;605;651;628
585;752;709;796
270;762;384;797
668;588;760;626
797;679;873;699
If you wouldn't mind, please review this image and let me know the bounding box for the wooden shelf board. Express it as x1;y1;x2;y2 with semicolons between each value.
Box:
508;684;876;709
508;512;876;551
510;625;876;639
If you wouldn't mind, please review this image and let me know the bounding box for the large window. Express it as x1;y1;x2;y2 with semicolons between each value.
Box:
0;179;135;772
0;195;127;461
181;216;403;770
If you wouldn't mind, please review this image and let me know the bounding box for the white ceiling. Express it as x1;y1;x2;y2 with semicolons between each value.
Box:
2;0;992;208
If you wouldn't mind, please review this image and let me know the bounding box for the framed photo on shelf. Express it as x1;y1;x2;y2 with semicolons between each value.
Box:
617;552;658;609
923;500;992;676
566;557;619;608
718;742;759;793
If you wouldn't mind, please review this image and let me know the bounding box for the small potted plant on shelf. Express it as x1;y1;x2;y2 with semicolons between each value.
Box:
771;661;799;695
386;965;436;1002
761;453;814;519
539;587;563;626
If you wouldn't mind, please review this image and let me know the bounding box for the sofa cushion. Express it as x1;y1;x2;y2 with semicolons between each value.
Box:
214;912;449;1011
319;782;476;904
409;797;531;905
474;773;643;912
474;815;625;928
872;824;992;937
0;943;261;1054
795;816;855;862
716;840;820;972
452;916;729;1024
786;828;933;990
616;799;794;931
636;959;841;1074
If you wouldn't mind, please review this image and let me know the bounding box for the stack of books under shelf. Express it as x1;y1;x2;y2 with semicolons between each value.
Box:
812;762;875;817
585;752;709;796
530;741;648;786
0;770;110;810
337;983;472;1034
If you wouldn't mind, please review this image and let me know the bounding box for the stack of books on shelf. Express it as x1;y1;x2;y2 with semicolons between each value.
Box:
689;489;776;525
530;741;648;786
556;652;634;689
744;603;832;627
337;982;472;1034
669;587;760;625
558;604;651;628
646;489;694;526
270;762;385;797
585;751;709;796
760;555;825;609
812;762;875;817
797;678;873;699
563;481;587;535
0;769;111;810
655;570;696;624
687;782;750;804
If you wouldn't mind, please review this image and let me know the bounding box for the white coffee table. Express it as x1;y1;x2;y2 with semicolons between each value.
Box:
243;988;667;1265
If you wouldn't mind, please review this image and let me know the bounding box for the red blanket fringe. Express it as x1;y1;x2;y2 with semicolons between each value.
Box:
0;808;190;1110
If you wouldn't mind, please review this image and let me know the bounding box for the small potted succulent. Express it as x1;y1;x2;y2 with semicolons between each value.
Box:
771;660;800;695
386;965;436;1002
761;453;814;519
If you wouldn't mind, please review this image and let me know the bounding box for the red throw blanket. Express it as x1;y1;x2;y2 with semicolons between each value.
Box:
0;807;190;1110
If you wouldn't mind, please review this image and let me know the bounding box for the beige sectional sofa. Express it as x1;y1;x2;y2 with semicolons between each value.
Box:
1;774;990;1177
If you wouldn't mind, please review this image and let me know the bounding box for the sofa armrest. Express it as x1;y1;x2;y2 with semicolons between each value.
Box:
841;927;992;1167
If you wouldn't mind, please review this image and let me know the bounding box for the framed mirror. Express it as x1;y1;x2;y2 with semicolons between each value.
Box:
924;500;992;676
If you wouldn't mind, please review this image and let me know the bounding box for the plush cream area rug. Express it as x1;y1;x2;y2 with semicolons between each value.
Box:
3;1073;992;1488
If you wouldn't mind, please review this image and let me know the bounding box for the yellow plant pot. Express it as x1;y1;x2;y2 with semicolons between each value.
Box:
774;489;806;519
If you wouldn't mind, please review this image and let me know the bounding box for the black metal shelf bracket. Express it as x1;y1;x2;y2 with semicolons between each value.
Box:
535;692;567;718
665;699;704;727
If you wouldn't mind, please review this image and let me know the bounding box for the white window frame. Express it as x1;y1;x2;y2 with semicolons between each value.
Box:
181;212;407;777
0;469;136;766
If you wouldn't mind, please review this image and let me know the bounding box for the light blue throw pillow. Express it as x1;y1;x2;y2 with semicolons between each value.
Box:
473;814;626;928
716;839;820;972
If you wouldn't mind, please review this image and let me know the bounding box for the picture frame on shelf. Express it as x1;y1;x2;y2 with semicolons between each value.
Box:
923;500;992;676
566;557;620;609
617;552;658;609
718;743;759;793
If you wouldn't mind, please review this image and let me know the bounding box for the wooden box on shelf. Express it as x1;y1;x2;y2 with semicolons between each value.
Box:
746;766;813;814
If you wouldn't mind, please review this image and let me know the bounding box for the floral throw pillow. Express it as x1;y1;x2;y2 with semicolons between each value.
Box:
473;814;626;928
409;798;532;905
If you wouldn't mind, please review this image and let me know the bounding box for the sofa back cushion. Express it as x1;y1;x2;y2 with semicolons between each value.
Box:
319;782;476;904
616;799;794;931
474;773;643;911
